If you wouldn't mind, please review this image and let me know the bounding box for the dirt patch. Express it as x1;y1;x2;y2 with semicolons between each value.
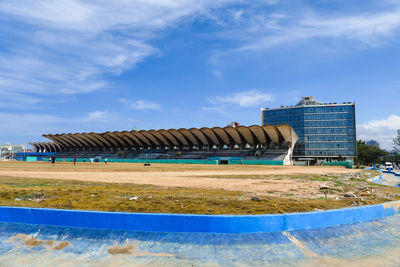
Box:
0;166;353;195
108;243;137;255
8;233;70;251
0;161;361;174
107;242;174;257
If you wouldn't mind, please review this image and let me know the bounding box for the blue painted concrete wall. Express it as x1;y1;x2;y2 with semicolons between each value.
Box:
382;170;400;176
0;200;399;233
1;214;400;266
52;158;285;165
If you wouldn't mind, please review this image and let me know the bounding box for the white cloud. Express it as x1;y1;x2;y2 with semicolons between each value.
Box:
210;90;274;107
201;105;227;115
118;98;161;110
2;1;400;108
207;3;400;83
0;113;66;140
85;111;108;121
225;4;400;51
0;0;238;105
0;110;137;144
211;69;223;80
357;114;400;150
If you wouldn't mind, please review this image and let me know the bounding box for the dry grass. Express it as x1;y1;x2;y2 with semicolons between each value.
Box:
0;161;398;214
0;173;398;215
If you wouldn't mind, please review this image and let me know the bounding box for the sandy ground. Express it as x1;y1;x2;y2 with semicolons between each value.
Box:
0;162;359;195
373;173;400;187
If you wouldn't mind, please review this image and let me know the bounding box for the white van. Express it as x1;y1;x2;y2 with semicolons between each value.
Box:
385;162;393;170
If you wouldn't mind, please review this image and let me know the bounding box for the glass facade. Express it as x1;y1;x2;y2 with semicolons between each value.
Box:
262;102;356;158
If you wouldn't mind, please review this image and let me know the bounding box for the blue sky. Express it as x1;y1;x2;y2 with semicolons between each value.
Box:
0;0;399;149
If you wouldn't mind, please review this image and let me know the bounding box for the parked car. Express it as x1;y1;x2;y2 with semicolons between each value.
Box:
385;162;393;170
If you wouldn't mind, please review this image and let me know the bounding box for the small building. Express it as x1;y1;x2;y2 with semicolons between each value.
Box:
366;140;380;148
261;96;356;164
0;143;27;159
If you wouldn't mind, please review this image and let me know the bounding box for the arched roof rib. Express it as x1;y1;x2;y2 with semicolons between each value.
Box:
178;129;199;147
148;130;169;148
122;131;143;148
139;130;161;147
91;133;112;148
101;132;121;149
48;142;59;152
44;143;52;152
212;127;231;147
49;143;56;152
106;132;126;148
44;143;53;152
276;124;299;149
51;144;58;152
132;131;152;148
158;129;179;148
82;133;105;148
42;135;59;148
42;124;297;151
67;134;91;148
102;132;125;149
35;143;42;152
115;132;137;148
42;143;49;152
112;132;131;148
29;141;61;153
223;126;242;147
61;134;84;148
75;133;97;148
236;126;255;147
39;143;47;152
169;129;189;147
29;142;40;152
45;135;72;149
37;143;46;152
262;125;283;147
54;142;62;152
200;128;219;147
249;125;268;148
33;143;41;152
189;128;208;147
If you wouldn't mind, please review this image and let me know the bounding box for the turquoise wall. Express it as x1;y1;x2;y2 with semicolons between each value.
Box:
25;156;37;162
324;161;353;168
53;158;284;165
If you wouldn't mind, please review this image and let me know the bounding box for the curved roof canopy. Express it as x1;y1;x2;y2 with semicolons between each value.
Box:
43;124;298;151
30;142;61;153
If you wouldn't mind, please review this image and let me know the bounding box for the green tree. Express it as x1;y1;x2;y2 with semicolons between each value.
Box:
356;140;387;167
394;129;400;151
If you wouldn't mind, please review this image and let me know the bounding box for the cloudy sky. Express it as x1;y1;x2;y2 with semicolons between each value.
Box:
0;0;399;150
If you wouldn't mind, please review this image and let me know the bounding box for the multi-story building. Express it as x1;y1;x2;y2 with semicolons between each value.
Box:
366;140;380;148
261;96;356;163
0;143;27;159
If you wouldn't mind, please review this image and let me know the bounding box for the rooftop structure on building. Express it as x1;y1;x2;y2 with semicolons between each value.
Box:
366;140;380;148
296;96;323;106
